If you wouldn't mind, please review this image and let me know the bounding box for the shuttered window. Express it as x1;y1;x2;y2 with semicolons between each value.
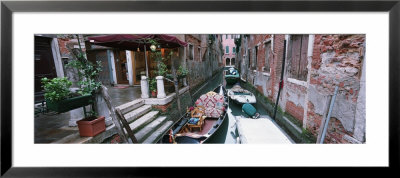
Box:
288;35;309;81
188;44;194;60
251;46;258;70
264;42;271;72
226;46;229;54
233;47;236;54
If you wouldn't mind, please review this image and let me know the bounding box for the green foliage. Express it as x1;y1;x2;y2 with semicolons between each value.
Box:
150;41;172;77
208;34;215;44
301;128;317;143
65;35;102;96
41;77;72;102
149;78;157;92
177;65;188;78
234;36;241;53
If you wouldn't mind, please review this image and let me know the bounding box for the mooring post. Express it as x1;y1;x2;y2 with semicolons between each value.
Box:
273;40;287;120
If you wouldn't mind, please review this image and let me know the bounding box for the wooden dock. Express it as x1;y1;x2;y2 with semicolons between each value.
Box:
235;115;293;144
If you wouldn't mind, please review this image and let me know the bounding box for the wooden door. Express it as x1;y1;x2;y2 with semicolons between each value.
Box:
34;36;57;103
113;49;129;84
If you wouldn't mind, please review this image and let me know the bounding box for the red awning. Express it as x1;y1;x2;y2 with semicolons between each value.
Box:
88;34;187;50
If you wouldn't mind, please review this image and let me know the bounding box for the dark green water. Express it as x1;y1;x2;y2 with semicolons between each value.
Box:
191;70;272;144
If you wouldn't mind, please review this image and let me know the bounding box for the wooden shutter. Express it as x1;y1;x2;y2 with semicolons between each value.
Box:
290;35;301;79
264;42;271;71
298;35;309;81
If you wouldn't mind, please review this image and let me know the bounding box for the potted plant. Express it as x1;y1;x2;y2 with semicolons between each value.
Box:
43;35;105;136
149;78;157;98
177;65;188;79
68;35;106;136
76;110;106;137
41;77;94;113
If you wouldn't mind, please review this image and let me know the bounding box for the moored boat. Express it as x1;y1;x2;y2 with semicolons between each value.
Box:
235;115;293;144
224;67;240;85
227;84;256;104
160;85;229;144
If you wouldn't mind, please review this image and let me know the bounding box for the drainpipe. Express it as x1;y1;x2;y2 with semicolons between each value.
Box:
273;40;287;120
319;86;339;144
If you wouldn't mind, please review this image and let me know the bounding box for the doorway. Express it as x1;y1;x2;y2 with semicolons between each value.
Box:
113;49;129;84
34;36;57;103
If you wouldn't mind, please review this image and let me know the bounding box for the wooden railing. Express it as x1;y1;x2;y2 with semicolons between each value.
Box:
100;85;138;143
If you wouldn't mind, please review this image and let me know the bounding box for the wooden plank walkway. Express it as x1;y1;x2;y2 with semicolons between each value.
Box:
235;115;293;144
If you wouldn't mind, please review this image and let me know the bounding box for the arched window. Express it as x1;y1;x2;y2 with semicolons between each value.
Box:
231;58;235;66
226;58;230;66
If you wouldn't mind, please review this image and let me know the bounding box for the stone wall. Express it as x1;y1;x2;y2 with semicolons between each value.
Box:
306;34;366;143
185;34;221;89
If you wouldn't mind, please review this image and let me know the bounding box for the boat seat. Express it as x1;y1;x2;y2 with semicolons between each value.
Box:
187;106;206;132
195;92;225;118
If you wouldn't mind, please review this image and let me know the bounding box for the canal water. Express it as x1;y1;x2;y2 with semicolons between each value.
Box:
190;68;274;144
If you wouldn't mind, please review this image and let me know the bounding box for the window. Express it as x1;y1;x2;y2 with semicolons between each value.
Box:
264;42;271;72
226;35;228;39
247;49;251;68
252;46;258;70
233;47;236;54
288;35;309;81
188;44;194;60
226;46;229;54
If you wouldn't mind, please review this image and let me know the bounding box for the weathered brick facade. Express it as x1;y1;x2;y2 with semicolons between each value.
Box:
236;34;366;144
185;34;222;89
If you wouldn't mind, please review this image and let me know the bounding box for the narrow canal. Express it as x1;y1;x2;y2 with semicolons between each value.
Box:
190;68;276;144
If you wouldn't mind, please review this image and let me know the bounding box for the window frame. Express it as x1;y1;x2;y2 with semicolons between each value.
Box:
263;40;271;73
287;35;309;81
188;43;194;60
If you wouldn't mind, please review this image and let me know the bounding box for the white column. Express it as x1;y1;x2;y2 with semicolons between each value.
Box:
141;76;149;98
126;50;134;86
110;51;118;84
156;76;166;98
183;77;188;86
50;38;64;78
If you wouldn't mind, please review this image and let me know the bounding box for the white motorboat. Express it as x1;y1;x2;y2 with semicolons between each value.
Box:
227;84;256;104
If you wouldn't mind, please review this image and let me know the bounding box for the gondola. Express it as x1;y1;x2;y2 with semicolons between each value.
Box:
160;85;229;144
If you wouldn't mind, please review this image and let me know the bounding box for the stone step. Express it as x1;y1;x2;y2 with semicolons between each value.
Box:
142;120;174;144
124;105;152;123
52;123;116;144
135;116;168;143
129;111;159;132
116;99;144;114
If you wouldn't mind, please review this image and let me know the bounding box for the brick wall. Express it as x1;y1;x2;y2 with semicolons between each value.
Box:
306;34;365;143
237;34;366;143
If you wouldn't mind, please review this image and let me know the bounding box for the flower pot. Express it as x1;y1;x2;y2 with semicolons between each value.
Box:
46;94;93;113
76;116;106;137
151;91;157;98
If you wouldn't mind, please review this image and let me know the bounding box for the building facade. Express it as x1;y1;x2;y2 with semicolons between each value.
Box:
222;34;237;67
236;34;366;144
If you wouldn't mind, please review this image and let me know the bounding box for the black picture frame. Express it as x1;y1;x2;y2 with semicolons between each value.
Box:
1;0;399;177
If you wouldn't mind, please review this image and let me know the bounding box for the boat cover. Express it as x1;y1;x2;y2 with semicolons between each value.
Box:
230;84;251;94
242;103;257;117
195;92;225;118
